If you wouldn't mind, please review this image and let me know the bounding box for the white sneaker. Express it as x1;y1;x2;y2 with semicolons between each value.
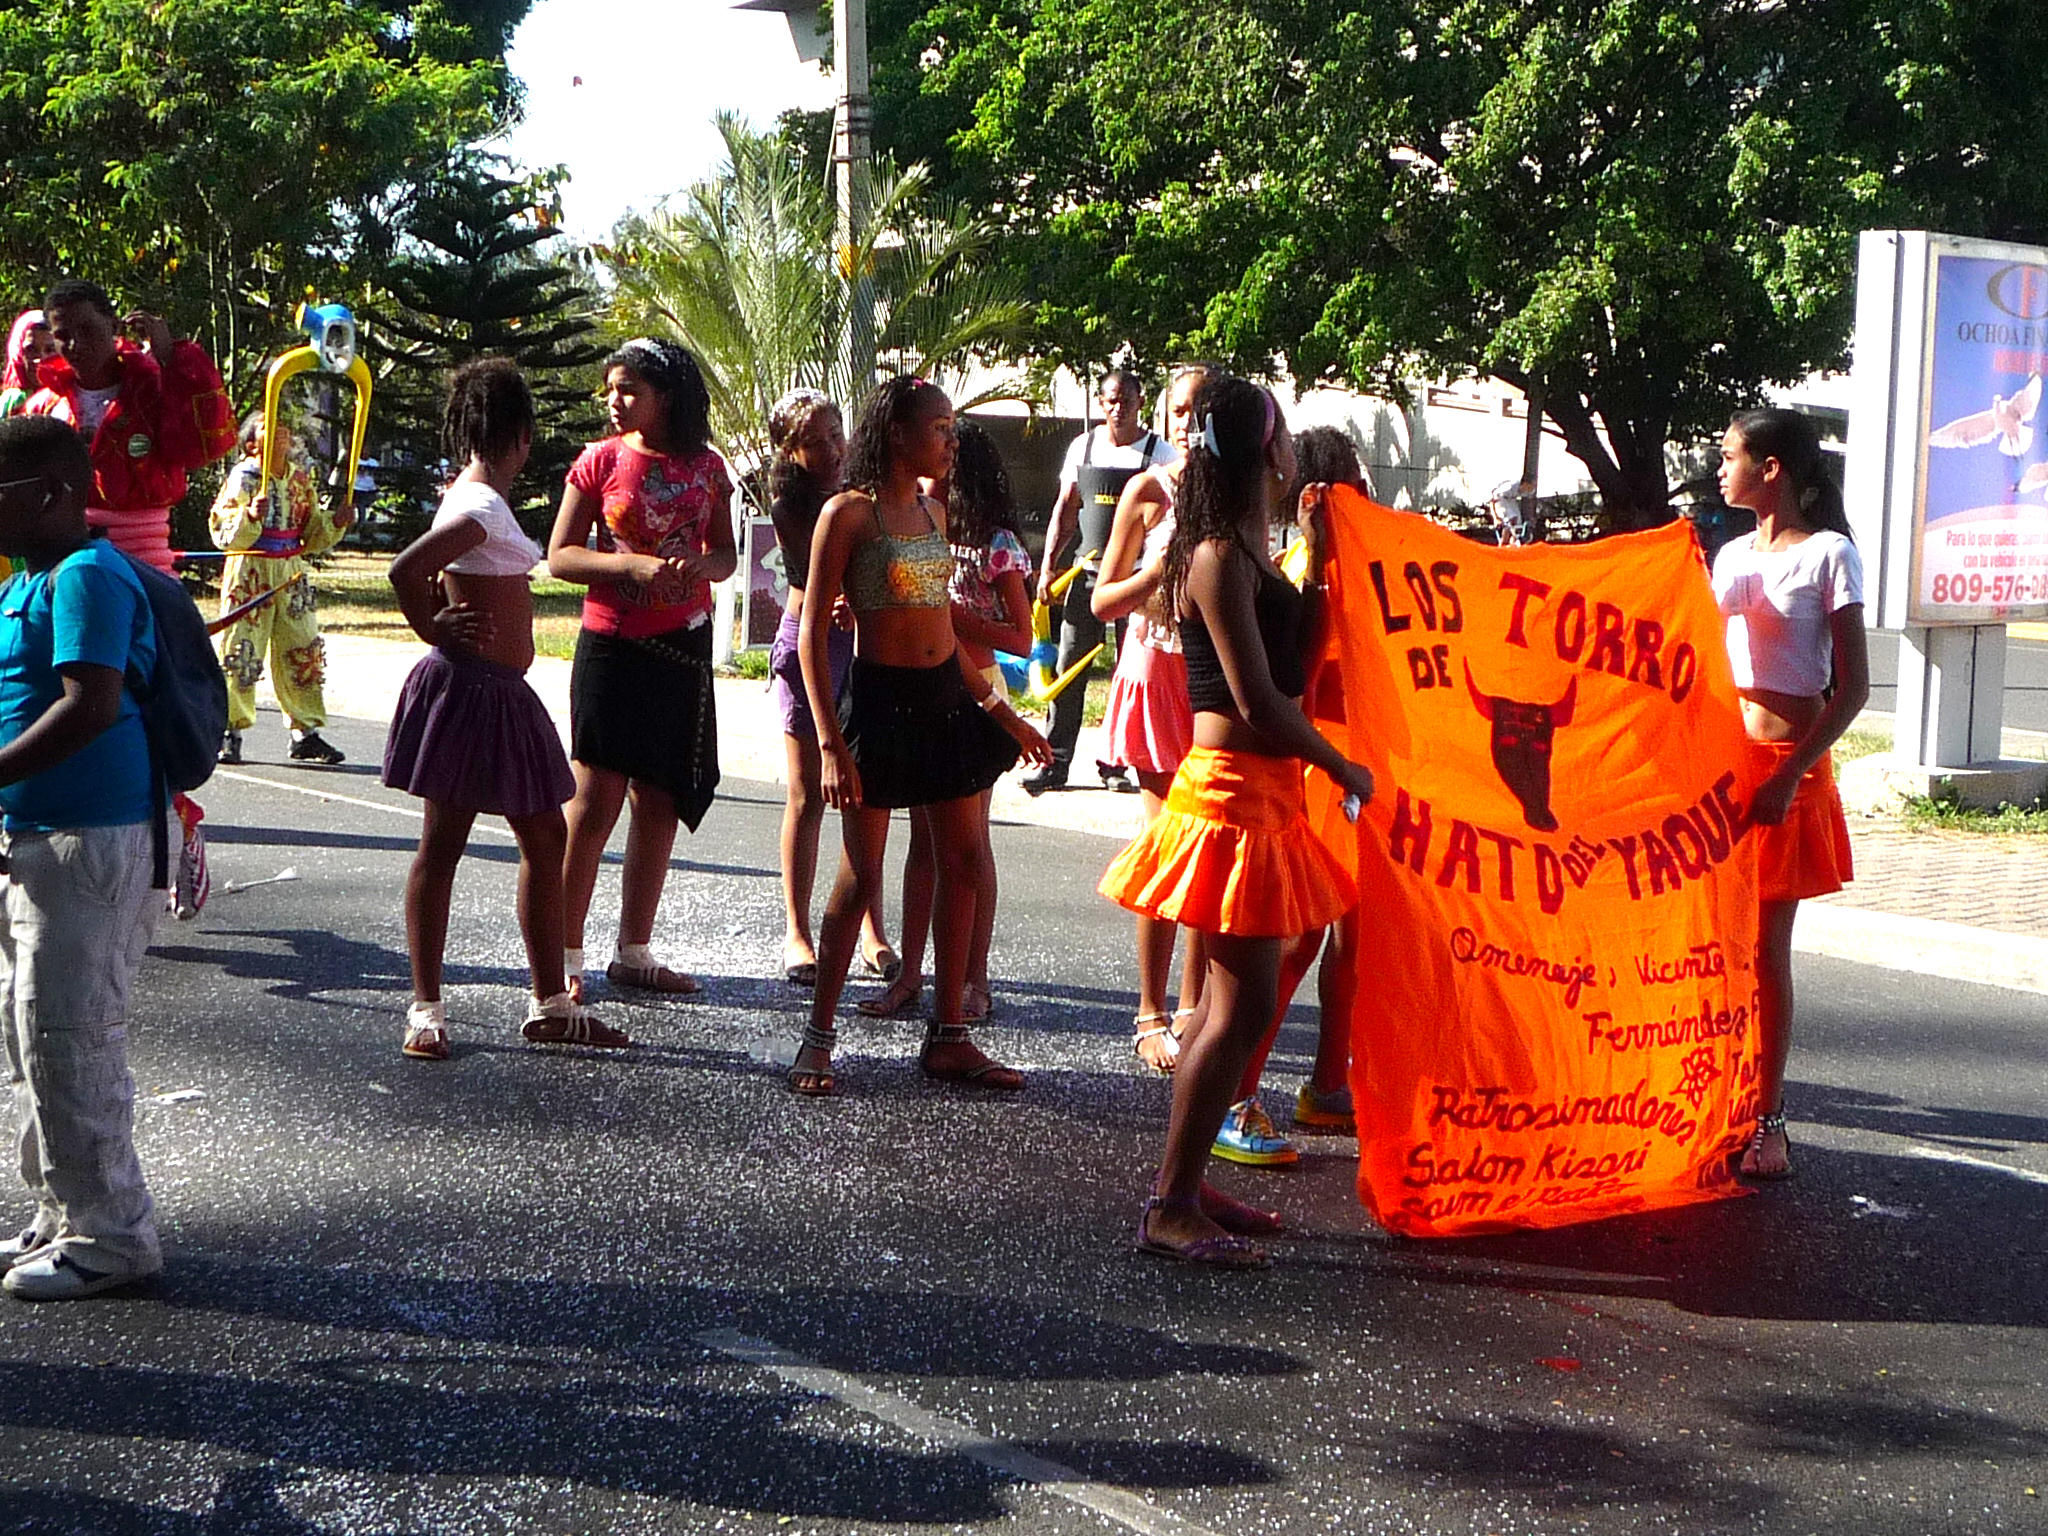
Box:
0;1226;53;1271
3;1249;156;1301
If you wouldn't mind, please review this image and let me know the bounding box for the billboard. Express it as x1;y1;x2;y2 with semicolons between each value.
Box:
1914;252;2048;621
1848;231;2048;627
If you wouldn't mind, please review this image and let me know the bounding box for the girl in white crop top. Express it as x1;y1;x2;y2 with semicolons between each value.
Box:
384;358;628;1062
1713;408;1871;1182
435;477;544;576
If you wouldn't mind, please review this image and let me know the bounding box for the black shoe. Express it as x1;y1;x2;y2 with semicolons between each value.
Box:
217;730;242;765
288;732;345;766
1096;761;1136;792
1021;765;1069;797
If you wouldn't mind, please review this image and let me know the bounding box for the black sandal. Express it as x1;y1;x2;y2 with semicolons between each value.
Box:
789;1023;837;1097
1739;1110;1794;1181
919;1022;1023;1091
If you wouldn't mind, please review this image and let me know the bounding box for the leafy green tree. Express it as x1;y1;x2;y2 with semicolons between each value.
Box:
867;0;2048;525
602;112;1039;512
362;157;608;526
0;0;517;394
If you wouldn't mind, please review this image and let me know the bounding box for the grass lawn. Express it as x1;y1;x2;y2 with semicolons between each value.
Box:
313;551;588;660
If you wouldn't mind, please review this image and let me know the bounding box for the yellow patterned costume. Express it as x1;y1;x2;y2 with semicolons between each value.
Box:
209;456;346;734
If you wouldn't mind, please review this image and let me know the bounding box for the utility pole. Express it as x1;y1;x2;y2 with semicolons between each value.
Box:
831;0;873;406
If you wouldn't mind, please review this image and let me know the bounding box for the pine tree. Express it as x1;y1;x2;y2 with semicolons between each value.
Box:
363;158;608;532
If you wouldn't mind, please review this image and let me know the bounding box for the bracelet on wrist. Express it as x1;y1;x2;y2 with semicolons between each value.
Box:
978;691;1006;714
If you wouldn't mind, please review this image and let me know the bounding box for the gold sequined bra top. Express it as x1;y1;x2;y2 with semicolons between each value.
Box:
843;495;953;613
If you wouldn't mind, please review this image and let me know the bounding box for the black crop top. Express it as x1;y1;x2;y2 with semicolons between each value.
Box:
1181;556;1307;713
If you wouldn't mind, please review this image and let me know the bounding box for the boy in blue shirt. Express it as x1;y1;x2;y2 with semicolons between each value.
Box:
0;415;163;1300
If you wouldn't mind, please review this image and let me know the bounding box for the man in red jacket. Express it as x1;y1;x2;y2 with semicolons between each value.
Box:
27;279;236;573
28;278;235;919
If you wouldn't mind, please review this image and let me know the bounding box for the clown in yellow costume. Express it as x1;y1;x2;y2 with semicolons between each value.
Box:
209;413;353;764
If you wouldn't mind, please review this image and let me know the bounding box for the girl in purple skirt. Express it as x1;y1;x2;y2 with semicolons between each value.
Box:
383;359;629;1059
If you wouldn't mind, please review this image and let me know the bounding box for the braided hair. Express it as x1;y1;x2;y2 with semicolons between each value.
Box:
1160;374;1281;625
606;337;712;455
843;375;948;493
444;357;534;466
946;421;1018;551
1728;408;1852;539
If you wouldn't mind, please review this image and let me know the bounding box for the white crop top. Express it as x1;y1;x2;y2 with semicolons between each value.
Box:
1712;529;1863;696
435;479;544;576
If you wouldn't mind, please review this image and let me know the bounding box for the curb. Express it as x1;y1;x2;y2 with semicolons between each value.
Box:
1794;902;2048;997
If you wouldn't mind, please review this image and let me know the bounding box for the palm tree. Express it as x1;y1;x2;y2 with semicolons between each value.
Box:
603;112;1039;510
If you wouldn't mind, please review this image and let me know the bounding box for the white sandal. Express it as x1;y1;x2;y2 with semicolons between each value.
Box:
403;1001;449;1061
521;993;633;1049
1133;1011;1178;1074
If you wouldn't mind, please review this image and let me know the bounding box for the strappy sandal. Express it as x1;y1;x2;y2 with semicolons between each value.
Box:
1133;1011;1178;1074
1134;1195;1269;1269
1172;1004;1198;1041
521;994;634;1049
920;1022;1023;1091
1739;1110;1794;1181
789;1022;837;1097
402;1002;450;1061
856;975;923;1018
606;958;700;995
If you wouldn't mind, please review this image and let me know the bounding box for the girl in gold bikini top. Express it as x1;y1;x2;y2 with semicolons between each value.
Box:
842;493;952;613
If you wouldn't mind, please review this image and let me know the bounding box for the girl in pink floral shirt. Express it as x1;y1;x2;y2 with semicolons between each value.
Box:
547;340;737;999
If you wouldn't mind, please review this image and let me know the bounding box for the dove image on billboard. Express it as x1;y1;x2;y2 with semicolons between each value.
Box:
1915;252;2048;621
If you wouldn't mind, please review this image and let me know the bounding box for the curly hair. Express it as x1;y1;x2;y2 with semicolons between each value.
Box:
443;357;534;466
1159;374;1280;625
945;421;1018;551
606;337;712;455
1287;426;1366;505
768;387;835;455
843;375;949;493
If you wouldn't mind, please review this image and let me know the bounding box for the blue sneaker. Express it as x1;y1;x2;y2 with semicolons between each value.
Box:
1212;1097;1299;1167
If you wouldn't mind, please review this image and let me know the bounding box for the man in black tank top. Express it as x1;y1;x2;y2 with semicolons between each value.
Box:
1028;369;1170;793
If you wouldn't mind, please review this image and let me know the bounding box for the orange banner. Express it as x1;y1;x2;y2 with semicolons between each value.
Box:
1315;490;1764;1236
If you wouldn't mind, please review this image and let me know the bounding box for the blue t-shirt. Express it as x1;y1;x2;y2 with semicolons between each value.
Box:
0;542;156;832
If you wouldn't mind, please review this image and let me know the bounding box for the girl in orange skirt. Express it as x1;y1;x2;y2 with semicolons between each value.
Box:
1714;407;1869;1179
1100;375;1376;1267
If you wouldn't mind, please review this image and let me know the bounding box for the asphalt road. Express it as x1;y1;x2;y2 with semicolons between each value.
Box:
1868;631;2048;734
3;711;2044;1535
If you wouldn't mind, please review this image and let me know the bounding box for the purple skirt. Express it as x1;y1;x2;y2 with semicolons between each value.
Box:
769;601;855;740
383;648;575;818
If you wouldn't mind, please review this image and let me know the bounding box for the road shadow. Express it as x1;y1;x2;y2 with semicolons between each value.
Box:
0;1264;1286;1527
1373;1141;2048;1329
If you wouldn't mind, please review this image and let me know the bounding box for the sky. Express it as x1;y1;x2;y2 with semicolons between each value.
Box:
501;0;836;242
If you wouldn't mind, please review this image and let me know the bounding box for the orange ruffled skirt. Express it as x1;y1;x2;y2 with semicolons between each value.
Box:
1751;741;1854;903
1099;746;1358;937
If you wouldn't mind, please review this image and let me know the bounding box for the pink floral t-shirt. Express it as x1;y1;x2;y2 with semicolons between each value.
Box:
567;437;733;638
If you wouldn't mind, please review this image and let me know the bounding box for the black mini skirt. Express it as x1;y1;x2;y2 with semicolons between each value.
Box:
840;655;1019;809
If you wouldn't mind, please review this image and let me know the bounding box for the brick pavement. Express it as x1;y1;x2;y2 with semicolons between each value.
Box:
1817;817;2048;940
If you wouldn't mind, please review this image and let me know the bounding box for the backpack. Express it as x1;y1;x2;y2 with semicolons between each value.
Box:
113;550;228;797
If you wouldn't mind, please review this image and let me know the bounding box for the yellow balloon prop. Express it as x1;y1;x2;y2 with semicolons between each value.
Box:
262;300;372;516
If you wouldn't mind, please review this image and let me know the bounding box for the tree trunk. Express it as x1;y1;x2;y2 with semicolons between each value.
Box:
1533;386;1673;534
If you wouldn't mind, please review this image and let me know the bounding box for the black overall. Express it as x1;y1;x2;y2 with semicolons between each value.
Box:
1048;428;1159;770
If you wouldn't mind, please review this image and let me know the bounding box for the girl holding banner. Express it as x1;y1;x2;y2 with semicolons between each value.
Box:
1713;407;1868;1180
1100;376;1376;1268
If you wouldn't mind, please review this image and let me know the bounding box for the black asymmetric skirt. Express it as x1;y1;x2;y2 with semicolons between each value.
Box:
569;624;721;831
